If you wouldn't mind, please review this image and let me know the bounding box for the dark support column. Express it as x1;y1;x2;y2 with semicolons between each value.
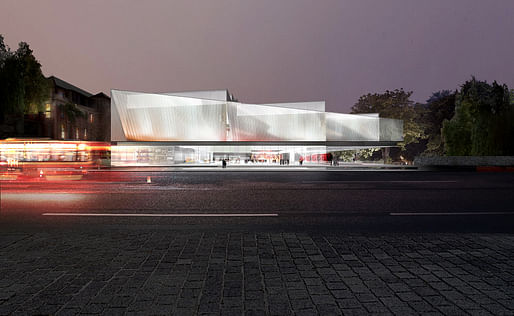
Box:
382;147;391;164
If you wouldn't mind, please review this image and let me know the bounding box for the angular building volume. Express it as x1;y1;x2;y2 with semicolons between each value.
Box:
111;90;403;166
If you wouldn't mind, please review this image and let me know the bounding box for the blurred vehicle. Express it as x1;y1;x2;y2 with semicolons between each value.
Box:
0;138;110;180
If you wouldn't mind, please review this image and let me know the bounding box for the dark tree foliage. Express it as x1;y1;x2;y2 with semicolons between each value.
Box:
0;35;49;131
16;42;49;114
442;77;514;156
60;102;85;123
351;89;426;162
422;90;457;155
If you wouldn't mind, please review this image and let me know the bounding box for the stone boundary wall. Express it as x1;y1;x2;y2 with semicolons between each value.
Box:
414;156;514;167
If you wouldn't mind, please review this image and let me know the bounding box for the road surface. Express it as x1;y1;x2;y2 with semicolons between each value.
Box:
0;170;513;315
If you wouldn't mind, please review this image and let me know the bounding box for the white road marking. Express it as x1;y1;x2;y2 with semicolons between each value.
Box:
1;193;85;202
42;213;278;217
303;180;457;184
390;212;513;216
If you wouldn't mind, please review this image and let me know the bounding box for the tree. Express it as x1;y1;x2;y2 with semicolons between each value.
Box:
0;35;23;121
331;148;381;163
351;89;427;162
60;102;85;123
0;35;49;136
422;90;456;155
332;150;355;162
0;35;8;64
357;148;381;160
16;42;49;114
442;77;514;155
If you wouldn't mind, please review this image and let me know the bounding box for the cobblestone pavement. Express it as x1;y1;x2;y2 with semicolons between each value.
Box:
0;231;513;315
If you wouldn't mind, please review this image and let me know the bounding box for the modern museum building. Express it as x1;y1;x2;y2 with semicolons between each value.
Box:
110;89;403;166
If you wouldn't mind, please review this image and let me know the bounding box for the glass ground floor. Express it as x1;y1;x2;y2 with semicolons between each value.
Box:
111;143;386;167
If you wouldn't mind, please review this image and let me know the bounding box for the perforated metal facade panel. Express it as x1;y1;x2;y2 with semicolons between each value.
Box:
111;90;403;143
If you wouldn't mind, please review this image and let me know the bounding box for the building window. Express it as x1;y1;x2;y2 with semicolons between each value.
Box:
84;129;87;140
61;124;66;139
45;104;51;118
75;128;79;140
89;113;94;123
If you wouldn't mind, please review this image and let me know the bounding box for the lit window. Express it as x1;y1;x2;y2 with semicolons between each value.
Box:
45;104;51;118
75;128;79;139
89;113;94;123
61;124;65;139
84;129;87;139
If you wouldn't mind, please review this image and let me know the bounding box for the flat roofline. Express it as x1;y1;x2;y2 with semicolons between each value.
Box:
111;89;230;103
111;90;326;109
112;141;399;147
160;89;229;94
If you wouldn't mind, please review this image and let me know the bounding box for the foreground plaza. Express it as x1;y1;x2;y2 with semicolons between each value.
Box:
1;230;513;315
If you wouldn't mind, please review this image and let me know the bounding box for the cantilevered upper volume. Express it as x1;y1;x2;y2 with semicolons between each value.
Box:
110;89;403;145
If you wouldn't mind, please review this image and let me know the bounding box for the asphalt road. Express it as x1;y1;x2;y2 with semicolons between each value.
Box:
1;170;514;233
1;170;514;315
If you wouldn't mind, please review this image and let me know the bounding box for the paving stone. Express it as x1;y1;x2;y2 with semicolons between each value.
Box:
0;232;512;315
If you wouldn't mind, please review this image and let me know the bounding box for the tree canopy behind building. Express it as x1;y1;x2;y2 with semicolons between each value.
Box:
0;35;49;123
350;89;426;161
422;90;456;155
442;77;514;156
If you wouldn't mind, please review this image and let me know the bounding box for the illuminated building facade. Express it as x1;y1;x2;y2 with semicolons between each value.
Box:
111;90;403;166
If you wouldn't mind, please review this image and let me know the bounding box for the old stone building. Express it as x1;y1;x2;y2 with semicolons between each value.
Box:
41;76;110;141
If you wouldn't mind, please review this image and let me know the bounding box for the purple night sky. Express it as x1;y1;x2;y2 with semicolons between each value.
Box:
1;0;513;112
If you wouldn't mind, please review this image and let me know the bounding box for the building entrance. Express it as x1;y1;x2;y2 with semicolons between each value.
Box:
111;144;331;167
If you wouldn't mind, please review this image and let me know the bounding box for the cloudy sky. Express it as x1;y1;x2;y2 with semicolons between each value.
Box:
1;0;513;112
